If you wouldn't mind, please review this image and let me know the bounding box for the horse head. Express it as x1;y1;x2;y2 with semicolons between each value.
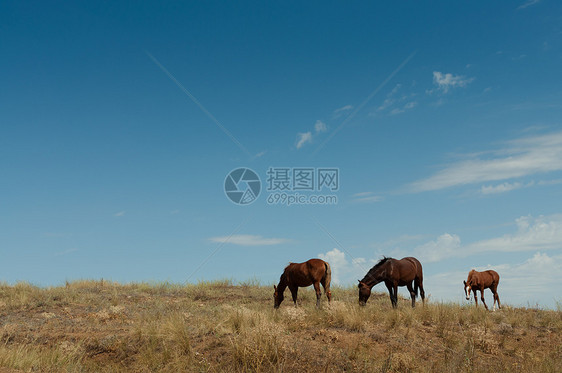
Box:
358;280;371;306
273;285;284;308
463;280;472;300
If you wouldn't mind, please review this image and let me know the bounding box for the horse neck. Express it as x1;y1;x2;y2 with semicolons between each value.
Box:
362;264;387;288
276;273;288;292
467;271;476;285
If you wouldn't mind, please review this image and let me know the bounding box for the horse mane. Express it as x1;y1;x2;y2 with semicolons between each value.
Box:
361;256;393;284
374;257;392;268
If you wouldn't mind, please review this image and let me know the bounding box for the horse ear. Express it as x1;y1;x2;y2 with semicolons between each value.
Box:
357;279;361;283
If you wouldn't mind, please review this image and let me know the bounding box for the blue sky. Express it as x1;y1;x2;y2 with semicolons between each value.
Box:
2;1;562;308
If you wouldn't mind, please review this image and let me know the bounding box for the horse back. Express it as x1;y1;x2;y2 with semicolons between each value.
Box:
484;270;500;285
401;257;423;278
392;257;421;282
470;270;499;288
285;259;326;287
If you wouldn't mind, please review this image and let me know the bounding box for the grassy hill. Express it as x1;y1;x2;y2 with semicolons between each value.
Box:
0;280;560;372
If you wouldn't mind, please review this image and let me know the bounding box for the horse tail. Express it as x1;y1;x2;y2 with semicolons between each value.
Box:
323;261;332;289
414;259;421;297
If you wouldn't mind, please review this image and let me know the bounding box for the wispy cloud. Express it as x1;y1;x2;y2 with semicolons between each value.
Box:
409;131;562;193
295;120;328;149
54;248;78;256
517;0;541;10
376;84;401;112
351;192;384;203
314;120;327;133
254;151;267;158
480;181;526;194
313;51;417;156
333;105;353;114
390;101;417;115
209;234;290;246
114;211;126;217
431;71;474;93
295;132;312;149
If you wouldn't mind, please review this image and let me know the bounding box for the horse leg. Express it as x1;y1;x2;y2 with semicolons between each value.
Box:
407;283;416;308
492;285;501;310
473;291;478;307
480;288;489;310
417;278;426;305
289;285;299;307
321;279;332;303
389;283;399;308
313;282;322;308
385;282;395;308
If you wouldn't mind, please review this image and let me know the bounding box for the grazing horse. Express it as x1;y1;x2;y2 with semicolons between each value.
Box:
273;259;332;308
464;269;501;310
358;257;425;308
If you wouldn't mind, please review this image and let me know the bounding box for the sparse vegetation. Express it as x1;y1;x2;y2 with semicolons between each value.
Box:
0;280;560;372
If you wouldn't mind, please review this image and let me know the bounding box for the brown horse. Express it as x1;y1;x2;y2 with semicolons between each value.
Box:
464;269;501;310
273;258;332;308
358;257;425;308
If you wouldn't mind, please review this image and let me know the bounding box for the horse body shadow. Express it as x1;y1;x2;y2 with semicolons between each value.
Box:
274;258;331;308
464;269;501;310
358;256;425;308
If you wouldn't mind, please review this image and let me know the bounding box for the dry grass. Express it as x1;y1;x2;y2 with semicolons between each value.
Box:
0;280;560;372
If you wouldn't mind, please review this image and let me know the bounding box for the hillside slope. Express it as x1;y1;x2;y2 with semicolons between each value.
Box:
0;281;560;372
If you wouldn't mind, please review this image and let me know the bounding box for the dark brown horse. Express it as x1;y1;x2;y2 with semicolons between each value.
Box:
273;258;332;308
464;269;501;310
358;257;425;308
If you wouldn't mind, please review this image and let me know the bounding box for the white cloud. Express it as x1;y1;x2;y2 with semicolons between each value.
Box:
414;233;461;263
295;132;312;149
209;234;289;246
114;211;126;217
409;131;562;192
295;120;329;149
318;248;348;284
480;181;524;194
405;214;562;263
318;248;367;285
468;215;562;254
314;120;327;133
254;151;266;158
432;71;474;93
517;0;541;10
